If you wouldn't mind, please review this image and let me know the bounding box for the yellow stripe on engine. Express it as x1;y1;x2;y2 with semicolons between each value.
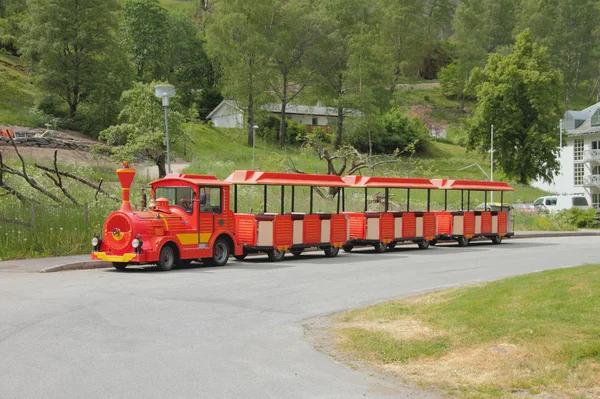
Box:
176;233;212;245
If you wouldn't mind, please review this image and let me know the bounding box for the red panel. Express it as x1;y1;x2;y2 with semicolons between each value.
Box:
235;214;256;245
273;215;293;249
423;212;436;240
303;214;321;244
435;212;452;235
463;212;475;238
379;213;394;241
347;213;366;239
481;212;492;234
498;211;508;235
330;214;348;245
402;212;416;238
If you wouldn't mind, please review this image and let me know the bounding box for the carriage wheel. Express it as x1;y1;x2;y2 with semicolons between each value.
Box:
267;249;285;262
417;240;430;250
374;242;387;253
491;236;503;245
457;236;469;247
324;246;339;257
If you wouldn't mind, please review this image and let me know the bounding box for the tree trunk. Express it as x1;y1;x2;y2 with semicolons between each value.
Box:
335;74;343;149
279;72;288;148
157;154;167;178
247;59;254;147
565;53;572;112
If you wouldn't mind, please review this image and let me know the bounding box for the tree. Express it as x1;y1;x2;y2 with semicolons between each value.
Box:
516;0;597;110
98;82;185;178
0;0;26;54
267;0;327;147
20;0;121;119
122;0;169;82
205;0;275;146
465;30;562;185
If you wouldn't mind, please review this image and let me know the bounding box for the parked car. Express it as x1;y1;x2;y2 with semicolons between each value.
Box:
512;202;549;214
474;202;513;212
533;195;590;212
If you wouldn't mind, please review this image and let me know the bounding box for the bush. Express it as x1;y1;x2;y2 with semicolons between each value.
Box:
255;115;306;145
438;61;462;98
555;208;600;229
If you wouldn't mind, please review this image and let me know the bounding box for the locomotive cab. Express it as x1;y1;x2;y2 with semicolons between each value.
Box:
92;165;238;271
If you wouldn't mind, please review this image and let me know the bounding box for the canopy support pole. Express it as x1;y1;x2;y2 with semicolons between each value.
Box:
407;189;411;212
342;188;345;212
310;186;314;214
467;191;471;211
484;190;488;210
337;188;341;214
234;184;238;213
291;186;295;212
501;191;504;211
427;189;431;212
264;185;267;213
461;190;464;211
384;188;389;212
281;185;285;214
364;187;368;212
444;190;448;211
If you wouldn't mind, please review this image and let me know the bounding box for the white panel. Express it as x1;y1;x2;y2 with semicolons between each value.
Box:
257;221;273;246
415;217;423;237
320;220;331;242
394;217;402;238
491;215;498;233
366;218;380;240
475;215;481;234
293;220;303;244
452;215;463;235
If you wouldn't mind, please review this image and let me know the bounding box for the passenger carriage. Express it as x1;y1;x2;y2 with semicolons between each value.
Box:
430;179;514;246
342;176;438;252
224;170;349;261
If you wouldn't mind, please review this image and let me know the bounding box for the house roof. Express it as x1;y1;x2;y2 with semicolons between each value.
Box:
564;102;600;136
207;100;360;120
206;100;242;120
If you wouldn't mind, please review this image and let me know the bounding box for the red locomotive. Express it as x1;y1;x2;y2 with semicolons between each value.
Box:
92;163;239;271
92;164;514;271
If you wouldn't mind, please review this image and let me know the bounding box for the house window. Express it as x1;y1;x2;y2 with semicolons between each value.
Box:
593;194;600;209
312;117;318;125
592;109;600;126
574;163;584;186
574;139;584;161
593;165;600;175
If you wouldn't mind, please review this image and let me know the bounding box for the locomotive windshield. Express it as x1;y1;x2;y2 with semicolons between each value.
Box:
155;187;194;214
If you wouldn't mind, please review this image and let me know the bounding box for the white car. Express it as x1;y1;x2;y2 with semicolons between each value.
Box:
533;195;590;212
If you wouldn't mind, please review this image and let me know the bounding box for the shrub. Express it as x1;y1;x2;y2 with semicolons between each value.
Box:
255;115;306;145
555;208;600;229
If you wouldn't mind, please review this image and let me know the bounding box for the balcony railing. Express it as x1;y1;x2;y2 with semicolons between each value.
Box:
583;174;600;187
584;149;600;162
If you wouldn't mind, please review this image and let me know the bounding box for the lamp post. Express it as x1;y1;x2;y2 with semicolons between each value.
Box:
154;84;175;174
491;124;494;203
252;125;258;170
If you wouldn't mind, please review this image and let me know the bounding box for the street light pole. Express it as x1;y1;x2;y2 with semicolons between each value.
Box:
154;84;175;175
252;125;258;170
491;124;494;203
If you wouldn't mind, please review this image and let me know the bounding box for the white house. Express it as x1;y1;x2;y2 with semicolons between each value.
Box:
533;102;600;209
207;100;358;132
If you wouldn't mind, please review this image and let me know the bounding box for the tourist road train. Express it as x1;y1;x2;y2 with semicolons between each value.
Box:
91;164;514;271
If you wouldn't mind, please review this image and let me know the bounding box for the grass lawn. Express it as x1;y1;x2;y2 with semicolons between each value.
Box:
333;264;600;399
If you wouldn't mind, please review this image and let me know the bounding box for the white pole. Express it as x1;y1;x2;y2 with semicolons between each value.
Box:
559;119;563;149
252;125;258;170
491;124;494;203
164;104;171;174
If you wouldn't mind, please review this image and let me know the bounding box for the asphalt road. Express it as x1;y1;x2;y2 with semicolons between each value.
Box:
0;237;597;399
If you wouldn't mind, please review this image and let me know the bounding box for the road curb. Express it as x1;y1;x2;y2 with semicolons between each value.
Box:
511;231;600;239
40;261;110;273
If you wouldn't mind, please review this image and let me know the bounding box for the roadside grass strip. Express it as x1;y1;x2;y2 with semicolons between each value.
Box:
333;265;600;399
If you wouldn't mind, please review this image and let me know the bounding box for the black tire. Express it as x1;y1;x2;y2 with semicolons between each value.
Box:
290;249;303;257
267;249;285;262
374;242;387;253
429;239;438;246
417;240;430;250
157;245;176;271
177;259;193;267
324;246;339;257
491;235;503;245
342;244;354;253
112;262;127;271
457;236;469;247
203;237;231;266
387;242;397;249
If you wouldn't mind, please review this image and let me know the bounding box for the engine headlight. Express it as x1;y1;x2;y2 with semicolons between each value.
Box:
91;237;99;247
132;238;142;249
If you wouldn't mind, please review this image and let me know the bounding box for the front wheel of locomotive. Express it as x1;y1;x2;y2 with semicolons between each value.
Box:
203;237;231;266
324;246;339;257
112;262;127;271
157;245;176;271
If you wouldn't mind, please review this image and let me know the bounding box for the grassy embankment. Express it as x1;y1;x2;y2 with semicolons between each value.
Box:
333;264;600;399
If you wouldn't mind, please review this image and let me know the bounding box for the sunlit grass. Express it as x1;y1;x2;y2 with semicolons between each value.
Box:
334;265;600;399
